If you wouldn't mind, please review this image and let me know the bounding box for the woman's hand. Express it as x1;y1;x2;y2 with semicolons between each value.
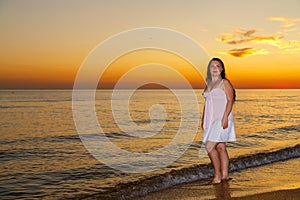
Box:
222;116;228;129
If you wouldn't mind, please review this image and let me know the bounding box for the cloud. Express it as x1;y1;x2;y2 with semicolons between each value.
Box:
276;27;298;37
217;29;283;45
216;22;300;58
216;48;269;58
267;17;300;28
278;40;300;54
236;29;257;37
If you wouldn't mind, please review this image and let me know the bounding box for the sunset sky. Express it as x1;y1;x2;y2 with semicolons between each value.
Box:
1;0;300;89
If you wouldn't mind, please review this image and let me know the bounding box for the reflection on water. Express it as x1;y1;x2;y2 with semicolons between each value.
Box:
0;89;300;199
213;180;231;199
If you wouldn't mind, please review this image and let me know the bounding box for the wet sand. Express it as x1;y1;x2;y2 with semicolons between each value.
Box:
135;158;300;200
231;188;300;200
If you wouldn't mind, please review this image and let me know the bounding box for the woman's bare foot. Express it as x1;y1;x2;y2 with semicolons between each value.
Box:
221;173;229;181
212;177;222;184
221;177;230;182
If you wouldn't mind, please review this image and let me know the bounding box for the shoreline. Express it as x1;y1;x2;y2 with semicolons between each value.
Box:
135;158;300;200
231;188;300;200
135;188;300;200
87;145;300;199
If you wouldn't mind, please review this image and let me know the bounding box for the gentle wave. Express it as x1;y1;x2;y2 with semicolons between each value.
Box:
72;144;300;200
12;99;71;103
0;105;43;109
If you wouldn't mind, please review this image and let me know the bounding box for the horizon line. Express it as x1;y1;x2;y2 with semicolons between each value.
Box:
0;87;299;90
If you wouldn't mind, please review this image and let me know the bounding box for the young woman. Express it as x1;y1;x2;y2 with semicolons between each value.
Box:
201;57;236;184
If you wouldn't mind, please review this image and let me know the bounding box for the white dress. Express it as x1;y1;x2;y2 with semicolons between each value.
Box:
202;80;236;144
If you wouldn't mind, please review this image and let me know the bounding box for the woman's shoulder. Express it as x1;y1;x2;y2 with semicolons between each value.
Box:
222;78;230;84
222;79;234;90
223;79;233;86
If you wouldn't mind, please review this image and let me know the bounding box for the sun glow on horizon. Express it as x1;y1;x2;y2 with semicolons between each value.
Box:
98;49;205;89
0;0;299;89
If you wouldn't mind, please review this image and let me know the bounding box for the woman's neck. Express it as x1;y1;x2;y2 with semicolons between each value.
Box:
211;76;222;82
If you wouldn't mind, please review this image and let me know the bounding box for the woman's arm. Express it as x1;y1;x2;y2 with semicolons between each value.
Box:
222;79;234;129
201;104;205;130
201;86;208;130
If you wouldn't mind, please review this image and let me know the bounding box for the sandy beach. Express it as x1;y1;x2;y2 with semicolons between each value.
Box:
135;158;300;200
231;189;300;200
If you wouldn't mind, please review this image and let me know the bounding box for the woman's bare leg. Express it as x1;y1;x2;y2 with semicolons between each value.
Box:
215;142;229;180
206;141;221;183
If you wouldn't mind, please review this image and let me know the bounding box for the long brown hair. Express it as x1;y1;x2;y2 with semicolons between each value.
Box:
206;58;236;101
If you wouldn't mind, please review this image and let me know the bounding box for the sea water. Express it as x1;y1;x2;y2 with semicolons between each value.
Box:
0;89;299;199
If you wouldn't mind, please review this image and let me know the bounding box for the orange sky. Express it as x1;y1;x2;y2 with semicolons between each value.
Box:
98;49;205;89
0;0;300;89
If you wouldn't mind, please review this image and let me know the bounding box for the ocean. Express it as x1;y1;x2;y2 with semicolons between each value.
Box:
0;89;299;199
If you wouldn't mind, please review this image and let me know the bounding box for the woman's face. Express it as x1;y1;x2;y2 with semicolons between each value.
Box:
210;60;223;77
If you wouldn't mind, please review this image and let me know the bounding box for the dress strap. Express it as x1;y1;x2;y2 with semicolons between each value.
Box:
217;79;224;88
